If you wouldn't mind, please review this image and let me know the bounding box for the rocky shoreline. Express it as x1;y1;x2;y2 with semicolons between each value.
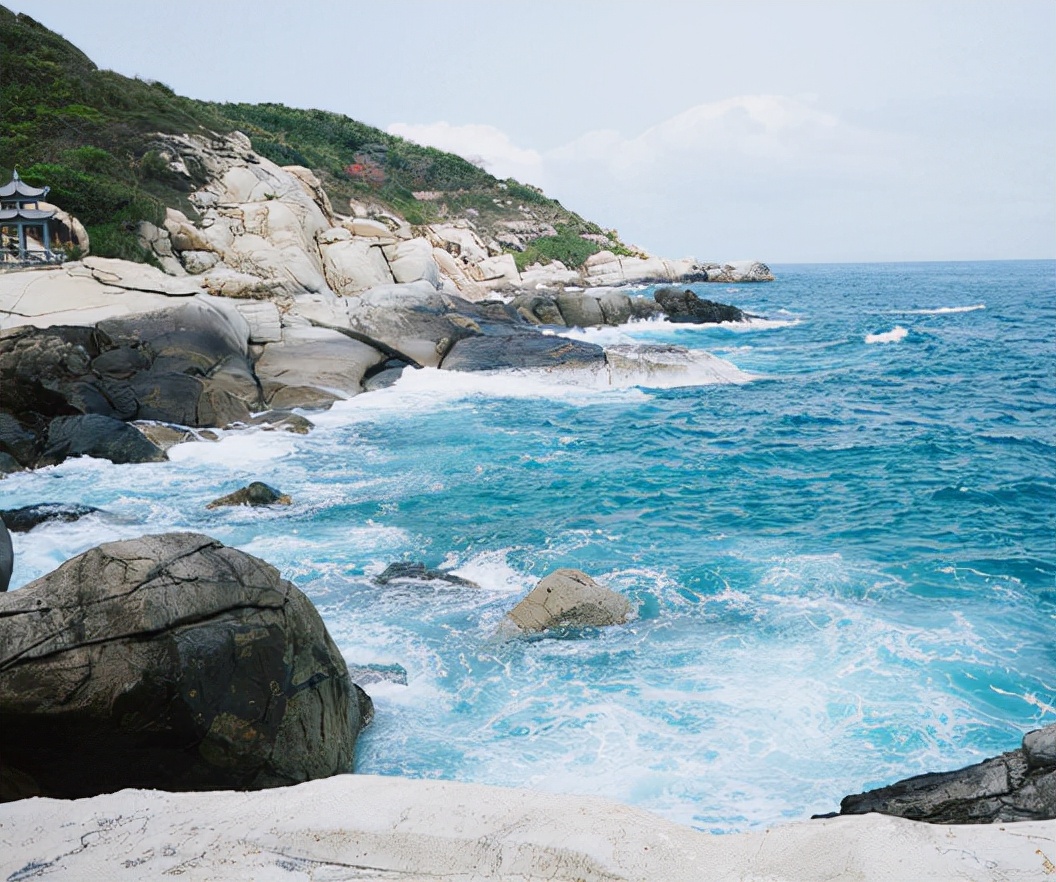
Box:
1;128;1052;879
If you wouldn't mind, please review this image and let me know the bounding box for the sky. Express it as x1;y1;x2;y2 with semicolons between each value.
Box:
6;0;1055;263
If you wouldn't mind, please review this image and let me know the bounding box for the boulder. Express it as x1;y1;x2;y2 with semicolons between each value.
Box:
39;414;167;466
517;261;582;288
253;324;385;405
555;292;605;328
473;254;521;288
388;238;440;288
0;532;369;800
509;293;565;326
319;233;395;295
374;562;479;589
597;290;634;325
502;569;632;634
206;482;292;509
653;288;746;324
344;281;483;368
440;335;606;373
837;723;1056;823
1;503;101;533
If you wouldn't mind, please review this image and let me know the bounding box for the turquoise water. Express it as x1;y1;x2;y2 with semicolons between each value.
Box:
4;260;1054;830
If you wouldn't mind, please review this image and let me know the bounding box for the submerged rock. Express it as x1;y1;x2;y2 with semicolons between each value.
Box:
206;482;292;509
1;502;101;533
837;723;1056;823
346;663;409;687
374;561;479;589
502;568;632;634
0;532;369;800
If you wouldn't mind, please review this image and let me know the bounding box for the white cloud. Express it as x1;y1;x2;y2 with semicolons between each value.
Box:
386;121;544;185
384;95;1050;261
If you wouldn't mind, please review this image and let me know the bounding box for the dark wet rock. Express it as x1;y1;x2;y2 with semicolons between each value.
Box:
374;561;479;589
0;532;369;800
654;288;746;324
501;568;632;635
347;663;409;687
1;503;101;533
629;296;664;321
0;413;38;467
0;301;261;468
441;335;606;372
0;520;11;593
0;452;23;475
39;414;167;467
837;723;1056;823
362;359;409;392
206;482;292;510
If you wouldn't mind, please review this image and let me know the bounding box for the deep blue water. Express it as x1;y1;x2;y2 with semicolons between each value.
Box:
4;260;1054;830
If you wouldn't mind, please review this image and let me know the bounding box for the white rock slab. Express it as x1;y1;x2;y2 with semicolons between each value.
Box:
0;775;1051;881
0;265;191;331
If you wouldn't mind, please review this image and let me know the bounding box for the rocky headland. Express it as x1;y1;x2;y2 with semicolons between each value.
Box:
1;10;1050;879
1;132;772;472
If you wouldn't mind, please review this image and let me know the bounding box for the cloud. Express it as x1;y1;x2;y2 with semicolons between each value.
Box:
387;121;544;184
384;96;1050;261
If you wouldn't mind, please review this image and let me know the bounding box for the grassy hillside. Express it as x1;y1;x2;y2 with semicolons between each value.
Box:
0;6;627;267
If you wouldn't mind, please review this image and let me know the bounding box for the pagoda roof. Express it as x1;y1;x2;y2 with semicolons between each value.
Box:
0;208;57;221
0;170;49;200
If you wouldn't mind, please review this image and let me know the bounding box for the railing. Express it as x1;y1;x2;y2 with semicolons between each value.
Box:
0;250;66;269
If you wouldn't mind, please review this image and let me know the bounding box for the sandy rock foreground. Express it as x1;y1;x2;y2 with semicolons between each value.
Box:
1;775;1052;881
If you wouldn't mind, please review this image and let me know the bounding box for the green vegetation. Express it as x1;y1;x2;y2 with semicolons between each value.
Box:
513;225;603;272
0;6;628;267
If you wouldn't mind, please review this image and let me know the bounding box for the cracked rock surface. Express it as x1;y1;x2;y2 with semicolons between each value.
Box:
0;532;370;801
839;723;1056;823
503;568;632;634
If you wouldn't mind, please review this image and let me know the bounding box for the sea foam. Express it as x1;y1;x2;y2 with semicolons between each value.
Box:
865;326;908;344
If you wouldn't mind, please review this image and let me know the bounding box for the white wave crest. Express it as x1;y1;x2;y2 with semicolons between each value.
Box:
865;326;908;344
903;304;985;315
604;344;755;387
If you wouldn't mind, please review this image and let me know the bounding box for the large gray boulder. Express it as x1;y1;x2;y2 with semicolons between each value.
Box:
344;282;484;367
0;532;369;801
502;569;632;634
253;324;385;407
838;723;1056;823
555;292;605;328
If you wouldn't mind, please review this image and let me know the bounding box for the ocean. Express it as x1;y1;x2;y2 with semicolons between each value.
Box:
4;260;1054;831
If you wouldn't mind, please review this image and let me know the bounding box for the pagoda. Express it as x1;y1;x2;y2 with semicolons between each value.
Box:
0;170;60;265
